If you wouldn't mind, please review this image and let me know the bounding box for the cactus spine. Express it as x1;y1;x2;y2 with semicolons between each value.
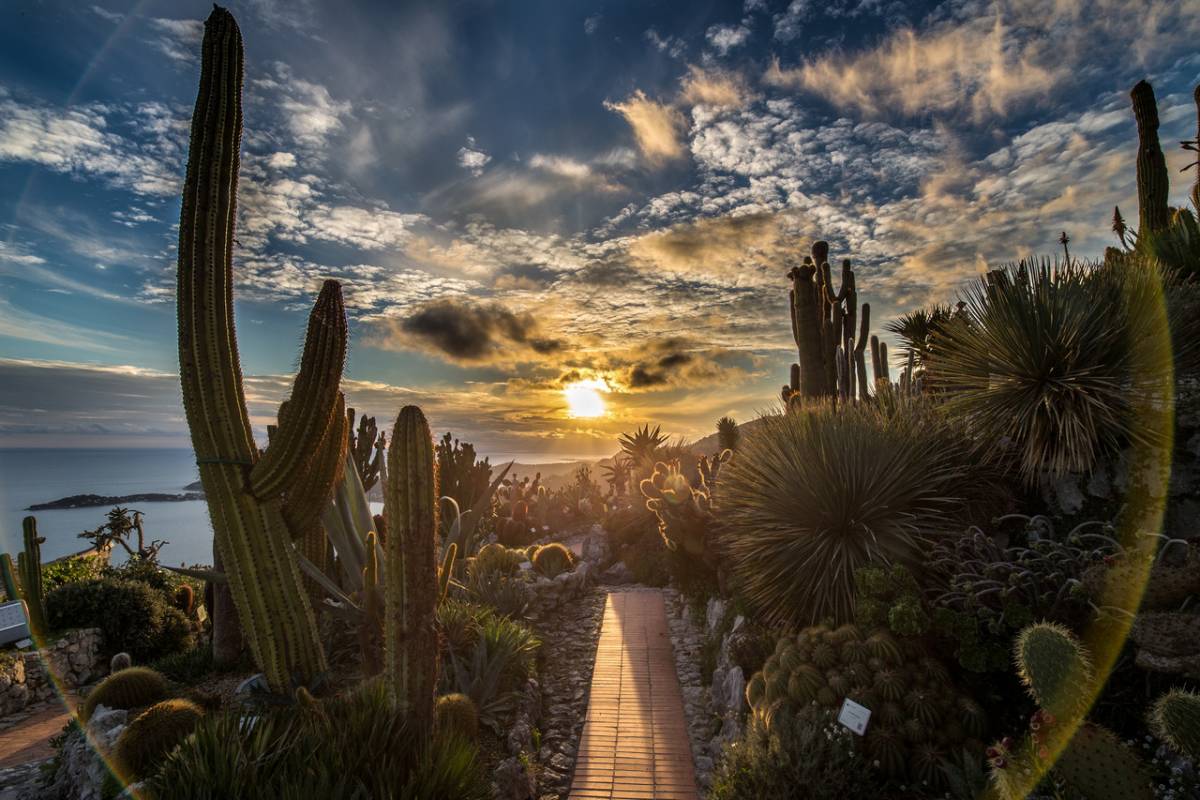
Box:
383;406;440;735
177;6;339;691
16;517;46;635
1130;80;1170;235
1150;688;1200;760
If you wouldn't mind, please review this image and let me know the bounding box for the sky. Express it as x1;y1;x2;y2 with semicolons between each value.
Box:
0;0;1198;458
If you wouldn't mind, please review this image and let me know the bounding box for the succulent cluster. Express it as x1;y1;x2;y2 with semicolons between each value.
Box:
925;526;1116;671
853;564;929;637
495;473;547;545
746;623;986;790
347;408;385;493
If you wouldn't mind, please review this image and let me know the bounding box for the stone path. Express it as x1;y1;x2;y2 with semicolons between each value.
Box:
567;591;700;800
0;697;75;769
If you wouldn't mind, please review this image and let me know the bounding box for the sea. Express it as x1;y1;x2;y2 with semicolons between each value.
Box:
0;448;597;568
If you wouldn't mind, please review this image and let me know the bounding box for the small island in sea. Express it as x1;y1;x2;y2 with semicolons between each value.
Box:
27;491;205;511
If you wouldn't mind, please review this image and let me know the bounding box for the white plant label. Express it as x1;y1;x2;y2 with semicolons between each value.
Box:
838;697;871;736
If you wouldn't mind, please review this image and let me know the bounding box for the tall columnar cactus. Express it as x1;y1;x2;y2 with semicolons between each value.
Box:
1131;80;1170;235
383;406;440;735
347;408;385;492
177;6;343;691
16;518;46;635
785;240;878;406
0;554;18;605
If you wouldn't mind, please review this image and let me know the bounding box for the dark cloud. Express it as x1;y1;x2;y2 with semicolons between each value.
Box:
573;261;642;287
382;297;564;364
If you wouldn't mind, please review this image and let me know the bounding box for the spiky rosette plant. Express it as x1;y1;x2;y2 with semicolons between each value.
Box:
745;623;984;789
383;405;440;736
718;400;978;627
716;416;739;451
177;6;344;690
929;258;1171;484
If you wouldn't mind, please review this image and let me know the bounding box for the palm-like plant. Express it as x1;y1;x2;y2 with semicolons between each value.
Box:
718;400;980;628
618;424;669;468
883;305;956;368
716;416;739;451
930;258;1173;483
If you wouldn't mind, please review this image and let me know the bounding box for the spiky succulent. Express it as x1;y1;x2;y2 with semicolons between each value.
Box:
719;400;981;627
716;416;739;451
618;424;669;470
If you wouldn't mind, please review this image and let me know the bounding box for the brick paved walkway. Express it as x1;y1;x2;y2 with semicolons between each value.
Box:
567;591;699;800
0;696;77;769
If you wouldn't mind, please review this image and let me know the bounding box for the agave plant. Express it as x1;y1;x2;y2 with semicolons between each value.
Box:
618;424;669;469
929;258;1176;483
718;400;982;628
716;416;739;452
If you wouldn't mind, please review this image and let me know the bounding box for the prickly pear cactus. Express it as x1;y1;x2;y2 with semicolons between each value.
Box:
1150;688;1200;760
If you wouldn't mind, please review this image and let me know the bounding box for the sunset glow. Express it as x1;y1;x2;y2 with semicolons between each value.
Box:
564;380;607;418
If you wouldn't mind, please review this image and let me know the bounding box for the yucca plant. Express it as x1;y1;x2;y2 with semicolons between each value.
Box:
716;416;739;451
718;400;981;628
442;611;539;736
618;424;669;470
929;258;1173;484
883;304;956;368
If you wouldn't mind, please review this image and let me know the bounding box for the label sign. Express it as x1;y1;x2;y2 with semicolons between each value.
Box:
837;697;871;736
0;600;31;647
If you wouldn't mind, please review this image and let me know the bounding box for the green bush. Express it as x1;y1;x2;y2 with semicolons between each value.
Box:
709;710;877;800
143;679;489;799
150;643;216;684
41;555;104;593
46;577;191;662
621;532;669;587
719;400;985;628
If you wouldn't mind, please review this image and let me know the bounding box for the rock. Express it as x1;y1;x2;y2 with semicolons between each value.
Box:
494;756;536;800
41;707;128;800
602;562;633;584
705;598;726;636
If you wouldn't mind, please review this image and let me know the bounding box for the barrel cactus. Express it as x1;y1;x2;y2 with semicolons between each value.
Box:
435;692;480;740
746;623;982;789
531;543;575;578
115;698;205;780
83;667;169;720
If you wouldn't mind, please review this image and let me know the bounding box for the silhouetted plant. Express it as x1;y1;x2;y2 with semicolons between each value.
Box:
719;399;982;628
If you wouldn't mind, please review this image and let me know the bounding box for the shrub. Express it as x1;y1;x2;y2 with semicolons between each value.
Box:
531;543;575;578
442;611;539;736
435;693;479;740
150;643;217;684
41;555;104;593
930;259;1182;483
45;577;191;662
709;710;877;800
115;698;204;780
82;666;169;720
719;400;983;628
622;533;669;587
144;679;489;799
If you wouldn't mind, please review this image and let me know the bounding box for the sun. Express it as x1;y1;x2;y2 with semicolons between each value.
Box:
564;380;607;418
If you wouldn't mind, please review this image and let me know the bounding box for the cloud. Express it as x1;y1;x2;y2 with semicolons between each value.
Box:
372;297;565;365
584;14;601;35
705;24;751;56
627;212;787;284
147;18;204;63
0;97;182;195
267;151;297;169
0;300;129;353
680;66;749;109
457;136;491;175
644;29;686;59
604;91;686;164
254;65;352;150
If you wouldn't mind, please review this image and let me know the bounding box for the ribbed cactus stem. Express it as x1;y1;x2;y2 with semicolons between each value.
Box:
177;6;326;691
0;555;18;605
384;405;439;734
17;517;45;635
1192;86;1200;211
250;281;347;498
1131;80;1170;234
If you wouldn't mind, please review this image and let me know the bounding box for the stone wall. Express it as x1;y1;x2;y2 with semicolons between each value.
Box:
0;628;103;717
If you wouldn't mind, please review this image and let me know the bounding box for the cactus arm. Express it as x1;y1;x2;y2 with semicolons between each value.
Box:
248;281;347;498
283;392;348;541
438;542;457;606
18;517;46;635
383;405;440;735
176;7;325;691
0;554;20;603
